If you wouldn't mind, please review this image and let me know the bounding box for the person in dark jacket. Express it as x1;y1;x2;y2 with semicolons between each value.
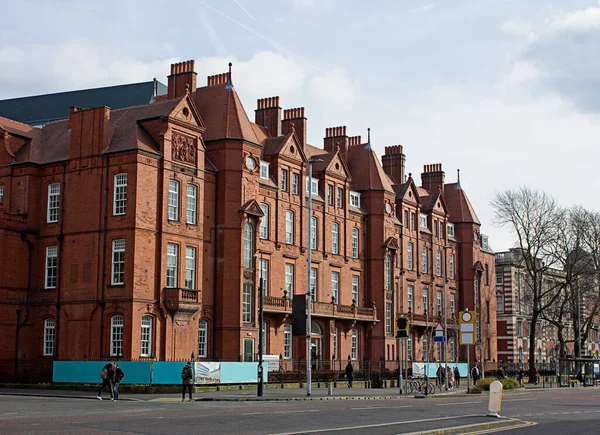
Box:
113;363;125;401
454;367;461;388
181;362;193;402
97;361;115;400
345;361;354;388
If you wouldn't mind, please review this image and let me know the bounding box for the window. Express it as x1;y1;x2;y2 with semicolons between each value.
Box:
306;177;318;195
486;301;490;323
407;285;414;311
450;293;455;316
310;216;317;250
407;334;413;361
284;324;292;359
474;275;480;306
385;254;392;290
333;327;338;360
476;314;481;342
352;275;359;304
496;271;502;285
484;264;489;285
447;223;455;237
436;250;441;276
292;173;299;195
437;290;442;314
481;235;489;250
186;184;197;224
113;174;127;215
111;239;125;285
285;264;294;296
327;184;333;205
386;303;392;334
433;220;438;237
449;254;455;279
243;284;252;323
259;204;269;239
332;222;339;254
185;246;196;289
496;294;504;313
351;228;359;259
351;329;358;360
439;221;444;239
45;246;58;289
43;318;55;356
166;243;178;288
410;212;416;230
422;288;428;314
421;247;428;273
349;192;360;208
260;161;269;180
198;320;208;357
168;180;180;221
403;210;408;227
310;267;317;301
140;316;152;357
336;187;343;208
423;334;428;361
0;185;3;203
47;183;60;223
407;243;413;270
243;222;253;267
285;211;294;244
419;214;427;229
281;168;288;191
450;338;455;362
259;258;269;296
331;271;339;303
110;315;124;357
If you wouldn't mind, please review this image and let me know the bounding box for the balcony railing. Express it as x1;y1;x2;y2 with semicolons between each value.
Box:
263;295;377;322
162;287;201;322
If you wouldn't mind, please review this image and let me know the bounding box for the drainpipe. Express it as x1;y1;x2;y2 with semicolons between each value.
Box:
54;164;66;360
99;156;110;357
212;169;219;359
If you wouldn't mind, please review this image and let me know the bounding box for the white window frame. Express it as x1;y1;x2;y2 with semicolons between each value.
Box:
450;293;455;316
185;246;196;289
336;187;343;208
331;222;339;254
43;318;55;356
349;191;360;208
407;334;413;360
281;168;288;191
421;247;427;273
385;254;392;290
439;221;444;239
481;235;489;250
292;173;299;195
407;243;413;270
186;184;197;225
327;184;333;205
423;334;428;360
310;267;317;301
386;302;392;334
259;204;269;239
331;271;339;304
496;294;504;314
166;243;178;288
436;250;441;276
419;213;427;229
47;183;60;223
407;285;414;311
243;222;253;267
140;316;152;357
450;254;455;279
475;276;480;306
423;287;428;314
351;228;359;259
285;263;294;296
351;329;358;360
305;176;318;195
437;290;442;314
243;283;253;323
285;210;294;245
333;327;338;360
496;271;503;285
310;216;317;250
259;258;269;296
284;324;292;359
45;245;58;289
447;223;455;237
110;315;124;357
168;179;180;221
0;184;4;203
260;161;269;180
352;275;359;304
113;173;128;216
198;320;208;358
111;239;125;285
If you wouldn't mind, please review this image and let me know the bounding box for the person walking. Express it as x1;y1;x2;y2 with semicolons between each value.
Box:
97;361;115;400
345;360;354;388
447;366;454;390
113;363;125;401
181;362;193;402
436;364;443;387
471;364;480;387
454;366;461;388
517;368;524;388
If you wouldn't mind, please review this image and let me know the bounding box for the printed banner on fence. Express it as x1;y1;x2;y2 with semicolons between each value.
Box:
195;362;221;384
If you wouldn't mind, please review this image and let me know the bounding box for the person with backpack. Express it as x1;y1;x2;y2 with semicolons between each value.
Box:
471;364;480;387
112;363;125;401
97;361;115;400
181;362;193;402
454;366;461;388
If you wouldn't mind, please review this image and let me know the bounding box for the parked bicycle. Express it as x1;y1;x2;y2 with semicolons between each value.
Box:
405;377;436;395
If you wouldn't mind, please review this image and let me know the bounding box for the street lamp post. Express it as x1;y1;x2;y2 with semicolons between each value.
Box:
306;158;322;397
443;246;451;392
256;251;264;397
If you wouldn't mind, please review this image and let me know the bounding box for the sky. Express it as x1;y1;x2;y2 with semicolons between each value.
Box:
2;0;600;251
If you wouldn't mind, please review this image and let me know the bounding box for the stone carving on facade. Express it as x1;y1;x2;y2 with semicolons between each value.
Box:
172;133;197;165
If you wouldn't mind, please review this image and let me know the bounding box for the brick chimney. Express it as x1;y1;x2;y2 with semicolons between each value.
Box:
421;163;445;194
255;97;282;138
382;145;406;185
324;126;348;158
282;107;307;150
69;106;110;160
167;60;197;99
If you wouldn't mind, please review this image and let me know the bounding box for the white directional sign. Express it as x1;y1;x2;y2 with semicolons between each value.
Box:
459;309;475;345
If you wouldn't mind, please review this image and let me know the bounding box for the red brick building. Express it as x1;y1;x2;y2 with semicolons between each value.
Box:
0;60;496;366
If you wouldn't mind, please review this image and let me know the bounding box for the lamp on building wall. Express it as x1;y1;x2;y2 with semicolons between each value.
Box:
306;157;323;397
254;250;265;397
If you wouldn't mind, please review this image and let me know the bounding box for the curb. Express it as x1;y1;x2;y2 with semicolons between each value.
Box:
0;392;140;401
400;418;535;435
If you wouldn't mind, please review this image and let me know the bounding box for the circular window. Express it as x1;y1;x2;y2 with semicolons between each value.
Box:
290;145;295;154
182;107;189;117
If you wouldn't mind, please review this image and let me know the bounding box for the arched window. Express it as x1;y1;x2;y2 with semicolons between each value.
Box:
43;318;55;356
332;222;339;254
198;320;208;358
243;222;253;268
140;316;153;357
110;315;124;357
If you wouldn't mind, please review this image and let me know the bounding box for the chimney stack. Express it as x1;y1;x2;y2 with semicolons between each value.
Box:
324;126;348;158
421;163;445;194
167;60;197;99
255;97;282;137
282;107;307;150
69;106;110;160
382;145;406;185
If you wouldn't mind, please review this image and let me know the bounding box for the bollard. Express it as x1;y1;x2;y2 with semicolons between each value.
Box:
328;382;333;396
488;380;503;418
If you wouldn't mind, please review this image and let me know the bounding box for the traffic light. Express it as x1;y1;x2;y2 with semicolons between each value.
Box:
395;316;409;338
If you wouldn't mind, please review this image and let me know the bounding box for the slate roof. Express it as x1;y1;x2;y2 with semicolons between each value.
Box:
346;143;395;193
0;80;167;127
443;182;481;224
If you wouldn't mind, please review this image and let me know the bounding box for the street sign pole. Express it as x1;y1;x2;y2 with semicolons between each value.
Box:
398;337;403;395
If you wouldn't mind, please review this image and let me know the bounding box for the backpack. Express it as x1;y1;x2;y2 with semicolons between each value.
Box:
100;367;108;380
181;366;190;380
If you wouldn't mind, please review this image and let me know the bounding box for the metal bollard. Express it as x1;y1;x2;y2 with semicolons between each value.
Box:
328;382;333;396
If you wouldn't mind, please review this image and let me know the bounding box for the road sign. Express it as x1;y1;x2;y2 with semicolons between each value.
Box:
459;309;475;345
433;336;446;343
434;323;443;336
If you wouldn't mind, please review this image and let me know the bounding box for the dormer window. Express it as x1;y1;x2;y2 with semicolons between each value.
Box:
419;214;427;229
447;223;455;237
260;161;269;180
305;177;318;195
481;235;489;250
349;191;360;208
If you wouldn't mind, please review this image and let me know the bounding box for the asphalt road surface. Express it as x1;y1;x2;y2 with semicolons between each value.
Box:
1;388;600;434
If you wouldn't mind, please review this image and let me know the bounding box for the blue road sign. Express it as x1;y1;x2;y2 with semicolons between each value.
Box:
433;336;446;343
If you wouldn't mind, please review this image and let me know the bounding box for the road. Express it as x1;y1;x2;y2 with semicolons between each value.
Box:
0;387;599;434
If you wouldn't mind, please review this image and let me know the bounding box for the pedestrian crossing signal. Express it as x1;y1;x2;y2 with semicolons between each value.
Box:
395;316;409;338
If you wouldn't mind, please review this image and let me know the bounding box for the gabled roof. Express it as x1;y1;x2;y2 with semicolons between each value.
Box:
420;191;448;215
443;182;481;224
0;81;167;126
394;178;421;205
346;143;395;193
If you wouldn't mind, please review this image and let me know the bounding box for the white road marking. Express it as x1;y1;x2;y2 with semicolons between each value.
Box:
503;398;537;402
436;401;481;406
351;405;412;410
242;410;320;416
